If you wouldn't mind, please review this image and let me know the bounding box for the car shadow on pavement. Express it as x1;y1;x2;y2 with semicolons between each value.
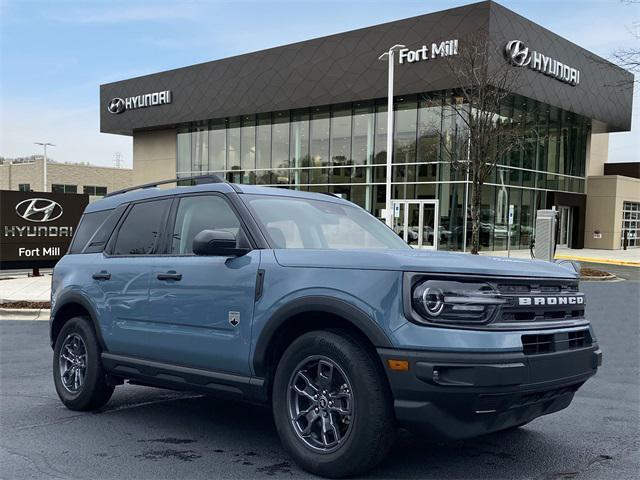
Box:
94;386;585;480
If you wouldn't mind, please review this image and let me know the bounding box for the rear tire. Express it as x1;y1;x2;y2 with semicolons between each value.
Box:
272;330;396;478
53;316;114;411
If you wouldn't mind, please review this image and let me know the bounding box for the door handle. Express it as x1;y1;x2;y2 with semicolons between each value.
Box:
157;271;182;281
92;271;111;280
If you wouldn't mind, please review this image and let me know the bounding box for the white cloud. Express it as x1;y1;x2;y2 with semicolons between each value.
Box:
0;100;132;168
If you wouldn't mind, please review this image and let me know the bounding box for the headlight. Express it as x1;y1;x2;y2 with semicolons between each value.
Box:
411;279;506;325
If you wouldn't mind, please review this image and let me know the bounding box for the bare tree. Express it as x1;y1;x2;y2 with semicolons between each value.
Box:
424;30;541;254
600;3;640;82
612;17;640;76
612;48;640;73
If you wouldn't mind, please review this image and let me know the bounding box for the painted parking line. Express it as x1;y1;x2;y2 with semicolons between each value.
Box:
554;254;640;267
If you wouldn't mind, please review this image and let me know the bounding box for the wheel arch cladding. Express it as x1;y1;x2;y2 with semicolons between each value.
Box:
50;295;105;350
252;296;393;379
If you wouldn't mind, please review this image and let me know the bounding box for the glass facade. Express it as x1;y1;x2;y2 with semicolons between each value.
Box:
176;92;590;251
621;201;640;248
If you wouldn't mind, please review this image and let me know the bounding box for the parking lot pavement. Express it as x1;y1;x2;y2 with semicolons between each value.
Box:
581;261;640;282
1;278;639;479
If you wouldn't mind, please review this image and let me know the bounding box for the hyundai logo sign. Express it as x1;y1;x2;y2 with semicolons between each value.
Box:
108;98;126;114
505;40;580;86
504;40;531;67
107;90;172;114
15;198;63;223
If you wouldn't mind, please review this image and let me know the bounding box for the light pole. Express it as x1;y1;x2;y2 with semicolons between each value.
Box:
378;44;405;227
34;142;55;192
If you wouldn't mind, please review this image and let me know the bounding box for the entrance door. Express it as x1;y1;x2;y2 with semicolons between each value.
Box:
557;206;572;248
391;200;439;249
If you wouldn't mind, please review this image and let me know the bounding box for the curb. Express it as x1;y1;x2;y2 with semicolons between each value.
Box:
580;274;618;281
555;254;640;267
0;308;50;321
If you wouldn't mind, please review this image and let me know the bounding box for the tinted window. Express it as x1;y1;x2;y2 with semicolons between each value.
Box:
83;204;127;253
171;195;240;254
52;184;77;194
83;186;108;196
112;199;170;255
69;210;112;254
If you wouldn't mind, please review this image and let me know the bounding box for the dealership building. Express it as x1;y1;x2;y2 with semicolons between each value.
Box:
100;1;635;251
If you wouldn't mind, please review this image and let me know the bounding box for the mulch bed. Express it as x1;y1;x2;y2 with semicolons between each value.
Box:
580;267;613;278
0;301;51;309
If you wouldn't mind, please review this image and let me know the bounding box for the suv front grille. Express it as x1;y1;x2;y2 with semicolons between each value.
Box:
522;330;591;355
496;280;584;324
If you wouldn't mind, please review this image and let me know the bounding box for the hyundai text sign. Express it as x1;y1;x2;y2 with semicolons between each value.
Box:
505;40;580;86
398;39;459;64
0;191;88;268
107;90;172;114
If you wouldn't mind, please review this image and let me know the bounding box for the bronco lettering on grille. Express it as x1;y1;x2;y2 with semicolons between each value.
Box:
518;296;584;306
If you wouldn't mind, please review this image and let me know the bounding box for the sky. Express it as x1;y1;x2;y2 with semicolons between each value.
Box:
0;0;638;168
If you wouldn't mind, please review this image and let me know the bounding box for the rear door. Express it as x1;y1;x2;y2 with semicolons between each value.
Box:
146;193;260;375
96;198;172;355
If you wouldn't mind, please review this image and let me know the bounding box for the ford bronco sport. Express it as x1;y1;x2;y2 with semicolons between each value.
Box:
50;175;601;477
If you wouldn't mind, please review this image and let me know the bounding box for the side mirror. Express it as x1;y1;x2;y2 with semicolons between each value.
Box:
192;229;250;256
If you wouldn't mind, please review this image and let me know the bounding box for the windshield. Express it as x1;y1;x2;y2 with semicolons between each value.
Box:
244;194;410;250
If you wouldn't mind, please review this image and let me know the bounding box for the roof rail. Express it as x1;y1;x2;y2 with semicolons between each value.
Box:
104;174;226;198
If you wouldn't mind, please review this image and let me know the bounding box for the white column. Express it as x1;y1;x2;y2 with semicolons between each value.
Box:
43;144;48;192
384;51;395;227
379;45;405;226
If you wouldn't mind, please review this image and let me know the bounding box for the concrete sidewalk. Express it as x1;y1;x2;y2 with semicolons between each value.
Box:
0;274;51;302
479;247;640;266
0;275;52;320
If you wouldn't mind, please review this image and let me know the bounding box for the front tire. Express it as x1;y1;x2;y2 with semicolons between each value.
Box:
272;330;395;478
53;317;114;411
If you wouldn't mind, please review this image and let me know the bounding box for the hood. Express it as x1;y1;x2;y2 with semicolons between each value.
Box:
273;249;578;279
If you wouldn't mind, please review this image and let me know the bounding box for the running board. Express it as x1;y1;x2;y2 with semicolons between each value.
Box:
101;353;266;402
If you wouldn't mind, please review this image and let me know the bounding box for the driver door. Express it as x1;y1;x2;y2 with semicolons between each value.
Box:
146;194;260;376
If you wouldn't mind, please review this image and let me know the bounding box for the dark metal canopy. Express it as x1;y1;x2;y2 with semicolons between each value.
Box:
100;1;634;136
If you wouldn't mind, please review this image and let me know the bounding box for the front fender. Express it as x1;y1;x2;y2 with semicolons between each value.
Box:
249;251;404;377
251;294;394;376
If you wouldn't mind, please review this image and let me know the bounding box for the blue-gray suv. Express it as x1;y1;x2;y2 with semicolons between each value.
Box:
50;176;601;477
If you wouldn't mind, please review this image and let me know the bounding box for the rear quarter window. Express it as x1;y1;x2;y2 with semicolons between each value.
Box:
83;204;127;253
68;210;113;254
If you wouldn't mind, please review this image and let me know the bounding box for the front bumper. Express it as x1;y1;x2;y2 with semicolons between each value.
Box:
378;344;601;439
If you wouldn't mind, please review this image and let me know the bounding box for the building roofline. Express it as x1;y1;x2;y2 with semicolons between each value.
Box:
100;1;493;88
100;0;634;135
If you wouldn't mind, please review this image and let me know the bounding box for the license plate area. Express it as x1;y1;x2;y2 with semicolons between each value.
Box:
528;347;594;383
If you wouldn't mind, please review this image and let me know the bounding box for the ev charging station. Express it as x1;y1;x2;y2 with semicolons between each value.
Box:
535;209;558;262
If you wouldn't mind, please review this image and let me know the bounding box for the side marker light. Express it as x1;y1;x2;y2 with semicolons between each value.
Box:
387;359;409;371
